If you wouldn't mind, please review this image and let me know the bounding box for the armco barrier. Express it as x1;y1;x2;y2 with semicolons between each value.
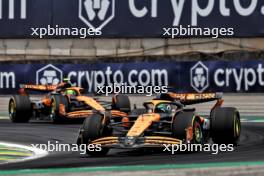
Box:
1;60;264;94
0;0;264;38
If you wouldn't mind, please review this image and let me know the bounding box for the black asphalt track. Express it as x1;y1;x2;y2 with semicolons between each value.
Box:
0;119;264;170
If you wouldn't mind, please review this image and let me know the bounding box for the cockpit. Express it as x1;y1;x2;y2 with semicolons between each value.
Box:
155;103;173;114
144;101;177;115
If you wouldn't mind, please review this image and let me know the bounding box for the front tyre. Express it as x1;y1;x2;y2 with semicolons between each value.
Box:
78;114;111;157
112;94;131;113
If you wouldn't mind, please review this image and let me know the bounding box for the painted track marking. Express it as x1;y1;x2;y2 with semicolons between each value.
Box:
0;142;48;165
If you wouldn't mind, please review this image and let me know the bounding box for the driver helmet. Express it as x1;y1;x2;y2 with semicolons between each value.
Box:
65;89;76;96
156;104;171;113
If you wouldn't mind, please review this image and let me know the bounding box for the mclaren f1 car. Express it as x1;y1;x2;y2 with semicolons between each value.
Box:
8;80;120;123
77;92;241;156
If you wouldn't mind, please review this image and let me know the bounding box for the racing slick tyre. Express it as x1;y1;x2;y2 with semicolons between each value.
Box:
172;110;203;144
79;114;111;157
211;107;241;144
112;94;131;113
9;95;32;123
50;95;69;123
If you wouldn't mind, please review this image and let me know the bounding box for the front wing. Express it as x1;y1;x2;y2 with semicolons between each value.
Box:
89;136;182;149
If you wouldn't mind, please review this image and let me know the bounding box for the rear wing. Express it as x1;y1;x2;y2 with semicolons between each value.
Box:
18;82;70;94
19;84;57;92
157;92;223;105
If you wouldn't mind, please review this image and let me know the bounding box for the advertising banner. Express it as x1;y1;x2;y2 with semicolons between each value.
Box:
1;60;264;94
0;0;264;38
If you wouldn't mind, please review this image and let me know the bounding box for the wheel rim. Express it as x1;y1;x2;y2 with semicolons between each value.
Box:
50;99;56;120
194;122;202;143
9;100;16;119
234;115;241;137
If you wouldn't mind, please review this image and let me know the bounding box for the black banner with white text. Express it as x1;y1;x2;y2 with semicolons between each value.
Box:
0;0;263;38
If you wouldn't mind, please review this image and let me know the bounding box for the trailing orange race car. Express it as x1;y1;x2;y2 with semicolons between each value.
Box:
77;92;241;156
8;79;128;123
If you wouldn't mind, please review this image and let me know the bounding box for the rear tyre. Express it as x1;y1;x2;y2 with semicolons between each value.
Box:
172;111;203;144
211;107;241;144
9;95;32;123
112;94;131;113
80;114;111;156
50;95;69;123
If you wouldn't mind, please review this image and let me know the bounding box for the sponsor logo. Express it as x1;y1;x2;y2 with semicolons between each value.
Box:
36;64;63;85
214;64;264;91
78;0;115;29
67;66;168;92
128;0;264;26
190;61;209;93
0;72;15;88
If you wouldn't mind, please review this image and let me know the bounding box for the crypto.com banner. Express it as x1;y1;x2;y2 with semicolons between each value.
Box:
1;60;264;94
0;0;264;38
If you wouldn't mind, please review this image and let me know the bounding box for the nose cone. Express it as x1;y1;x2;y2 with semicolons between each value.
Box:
127;113;160;137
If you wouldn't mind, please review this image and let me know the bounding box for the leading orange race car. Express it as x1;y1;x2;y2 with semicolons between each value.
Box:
77;92;241;156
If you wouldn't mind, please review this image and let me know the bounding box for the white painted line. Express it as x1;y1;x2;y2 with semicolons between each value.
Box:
0;116;8;119
242;120;264;123
0;142;48;165
20;0;26;19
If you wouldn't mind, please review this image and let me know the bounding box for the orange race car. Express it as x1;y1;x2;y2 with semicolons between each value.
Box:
77;92;241;156
8;80;129;123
